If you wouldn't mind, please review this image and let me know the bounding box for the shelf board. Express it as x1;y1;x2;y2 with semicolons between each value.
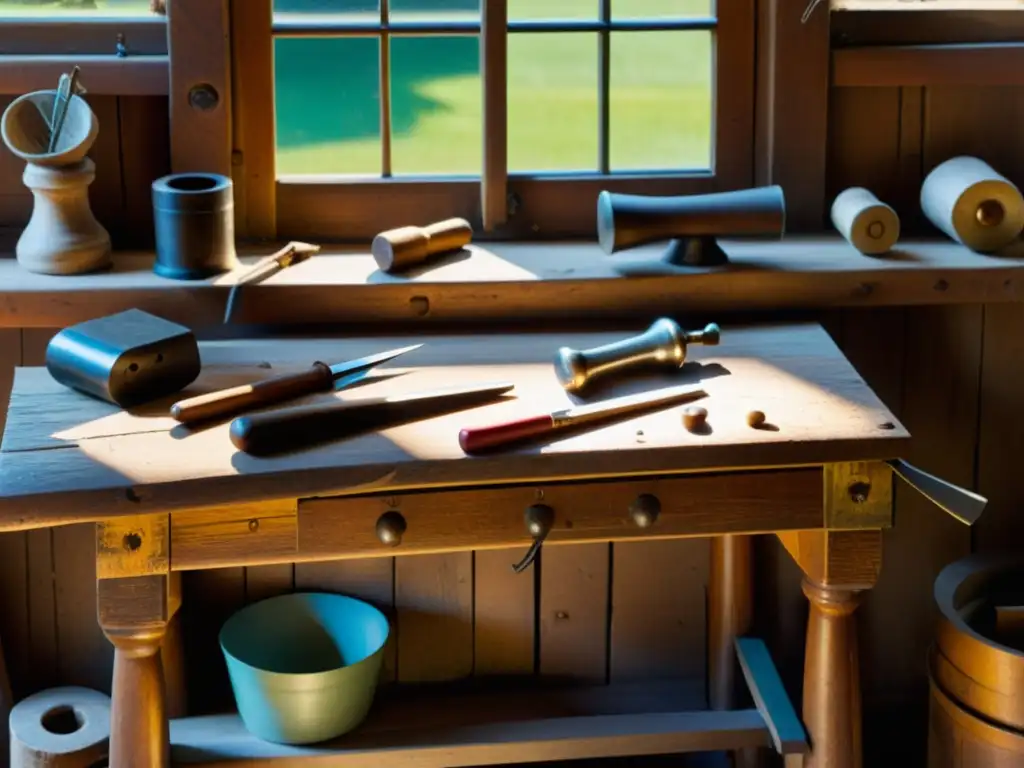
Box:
170;679;769;766
3;234;1022;329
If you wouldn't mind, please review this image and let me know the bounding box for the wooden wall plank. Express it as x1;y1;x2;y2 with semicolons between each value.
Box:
474;548;535;677
295;559;397;683
85;95;126;247
395;553;473;683
182;567;245;715
244;564;294;603
0;96;31;227
118;95;171;248
610;540;709;683
539;544;610;682
53;524;112;694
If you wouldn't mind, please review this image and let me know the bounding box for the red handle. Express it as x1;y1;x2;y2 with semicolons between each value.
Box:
459;414;555;454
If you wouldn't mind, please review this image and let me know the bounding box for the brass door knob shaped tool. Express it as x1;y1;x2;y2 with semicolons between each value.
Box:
554;318;720;395
888;458;988;526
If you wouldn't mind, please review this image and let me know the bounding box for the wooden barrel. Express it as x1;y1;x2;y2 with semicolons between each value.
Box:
929;554;1024;767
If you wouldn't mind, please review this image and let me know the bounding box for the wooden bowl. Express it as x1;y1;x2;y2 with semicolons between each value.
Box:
1;90;98;166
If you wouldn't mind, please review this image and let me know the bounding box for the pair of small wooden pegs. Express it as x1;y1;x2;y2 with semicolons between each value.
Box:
682;407;767;433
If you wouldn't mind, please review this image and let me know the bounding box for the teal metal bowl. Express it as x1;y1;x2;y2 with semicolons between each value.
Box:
219;592;389;745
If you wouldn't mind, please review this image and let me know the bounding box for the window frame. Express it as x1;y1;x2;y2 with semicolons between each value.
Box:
230;0;755;243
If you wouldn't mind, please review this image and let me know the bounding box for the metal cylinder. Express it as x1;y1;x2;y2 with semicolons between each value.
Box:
928;554;1024;767
152;172;239;280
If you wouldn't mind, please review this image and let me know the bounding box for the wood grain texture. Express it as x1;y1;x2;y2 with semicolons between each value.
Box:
118;95;171;249
474;547;535;676
0;56;168;96
539;543;609;682
6;237;1024;329
294;558;397;683
0;324;907;529
833;44;1024;88
172;500;297;570
395;553;473;683
610;540;709;682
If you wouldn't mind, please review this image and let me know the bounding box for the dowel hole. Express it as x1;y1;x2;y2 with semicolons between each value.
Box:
123;532;143;552
867;221;885;239
41;705;84;735
166;175;220;192
156;353;164;363
976;199;1005;228
128;362;139;373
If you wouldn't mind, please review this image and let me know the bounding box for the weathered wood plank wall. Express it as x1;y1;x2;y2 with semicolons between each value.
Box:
0;85;1021;768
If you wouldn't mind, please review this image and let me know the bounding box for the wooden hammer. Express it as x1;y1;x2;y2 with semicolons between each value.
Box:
372;218;473;273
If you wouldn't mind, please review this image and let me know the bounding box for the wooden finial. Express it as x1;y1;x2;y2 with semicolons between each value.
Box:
371;217;473;273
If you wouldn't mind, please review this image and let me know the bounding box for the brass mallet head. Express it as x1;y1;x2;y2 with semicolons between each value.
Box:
554;318;721;396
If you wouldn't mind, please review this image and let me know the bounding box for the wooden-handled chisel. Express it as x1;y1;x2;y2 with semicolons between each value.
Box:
459;383;707;454
230;381;515;456
170;344;421;424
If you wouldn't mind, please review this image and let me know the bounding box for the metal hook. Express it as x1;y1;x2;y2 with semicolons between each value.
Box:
512;504;554;573
801;0;826;23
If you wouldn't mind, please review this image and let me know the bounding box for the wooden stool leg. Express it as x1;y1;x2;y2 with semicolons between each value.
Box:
709;534;763;768
107;630;170;768
802;580;863;768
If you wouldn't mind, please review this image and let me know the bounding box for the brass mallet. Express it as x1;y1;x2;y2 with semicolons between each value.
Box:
554;318;721;396
372;217;473;273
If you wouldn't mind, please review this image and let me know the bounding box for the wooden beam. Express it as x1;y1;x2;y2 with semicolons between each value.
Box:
832;43;1024;87
2;236;1024;329
167;0;232;176
0;18;167;56
0;56;168;96
755;0;831;231
735;637;808;756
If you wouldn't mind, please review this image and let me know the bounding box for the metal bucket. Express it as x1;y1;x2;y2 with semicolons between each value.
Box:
928;554;1024;767
220;592;389;745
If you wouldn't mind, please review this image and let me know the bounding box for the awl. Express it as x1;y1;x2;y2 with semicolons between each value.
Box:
230;381;515;456
459;383;708;453
170;344;422;424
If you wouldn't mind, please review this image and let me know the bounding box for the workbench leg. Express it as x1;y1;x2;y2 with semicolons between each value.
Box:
95;515;178;768
801;580;862;768
778;529;881;768
709;534;762;768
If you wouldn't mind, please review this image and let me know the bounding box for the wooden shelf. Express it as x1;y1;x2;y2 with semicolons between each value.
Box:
3;235;1021;329
170;679;765;767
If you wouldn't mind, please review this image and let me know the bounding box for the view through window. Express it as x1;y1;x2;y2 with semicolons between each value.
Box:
272;0;714;180
0;0;156;16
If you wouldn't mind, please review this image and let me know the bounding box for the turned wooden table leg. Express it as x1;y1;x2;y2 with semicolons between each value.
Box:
106;626;171;768
778;528;882;768
96;514;179;768
709;535;762;768
802;579;863;768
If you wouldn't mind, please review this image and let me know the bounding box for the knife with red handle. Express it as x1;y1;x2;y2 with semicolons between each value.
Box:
459;384;707;454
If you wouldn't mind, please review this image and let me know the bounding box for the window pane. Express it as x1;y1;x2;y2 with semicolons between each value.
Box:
613;0;713;18
389;0;478;21
508;34;597;173
390;35;481;175
0;0;154;16
274;37;381;176
609;31;711;171
509;0;596;20
273;0;377;20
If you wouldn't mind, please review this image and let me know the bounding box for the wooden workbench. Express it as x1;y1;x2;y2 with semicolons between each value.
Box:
0;322;907;768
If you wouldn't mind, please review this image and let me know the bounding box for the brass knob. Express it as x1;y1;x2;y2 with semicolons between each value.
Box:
629;494;661;528
376;510;407;547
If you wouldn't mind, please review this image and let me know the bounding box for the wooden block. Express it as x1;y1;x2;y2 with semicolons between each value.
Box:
97;574;173;630
777;529;883;589
172;500;297;570
96;514;170;579
823;461;893;530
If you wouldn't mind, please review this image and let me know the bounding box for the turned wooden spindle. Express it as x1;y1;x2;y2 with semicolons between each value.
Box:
107;630;170;768
802;580;863;768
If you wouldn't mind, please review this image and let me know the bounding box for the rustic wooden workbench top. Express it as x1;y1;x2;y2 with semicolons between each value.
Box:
0;322;908;530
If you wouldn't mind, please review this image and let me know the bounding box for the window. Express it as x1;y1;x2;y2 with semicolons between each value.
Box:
233;0;754;242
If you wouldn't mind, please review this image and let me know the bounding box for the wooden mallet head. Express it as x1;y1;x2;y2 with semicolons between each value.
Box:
596;186;787;267
372;217;473;273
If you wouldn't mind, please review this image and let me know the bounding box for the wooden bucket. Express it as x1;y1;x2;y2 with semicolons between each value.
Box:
928;554;1024;767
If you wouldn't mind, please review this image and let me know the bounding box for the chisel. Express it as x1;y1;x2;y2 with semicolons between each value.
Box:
459;383;708;454
230;381;515;456
170;344;421;424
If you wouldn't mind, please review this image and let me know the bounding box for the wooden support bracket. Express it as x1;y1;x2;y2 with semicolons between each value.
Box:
823;461;893;531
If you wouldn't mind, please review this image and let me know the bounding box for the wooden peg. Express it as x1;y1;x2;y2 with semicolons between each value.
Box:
372;217;473;273
831;187;900;256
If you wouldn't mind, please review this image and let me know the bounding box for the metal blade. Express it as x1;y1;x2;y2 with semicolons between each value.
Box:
376;381;515;405
556;384;708;427
328;344;423;382
888;458;988;526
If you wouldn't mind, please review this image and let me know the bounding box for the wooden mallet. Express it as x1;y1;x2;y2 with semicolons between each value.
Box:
372;217;473;273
